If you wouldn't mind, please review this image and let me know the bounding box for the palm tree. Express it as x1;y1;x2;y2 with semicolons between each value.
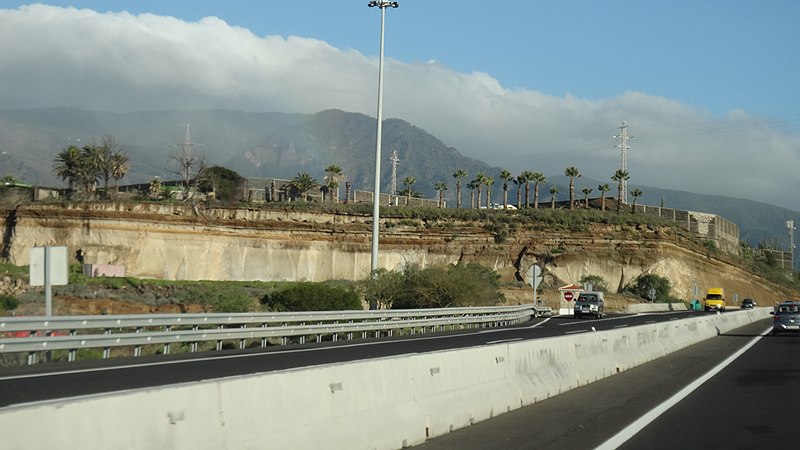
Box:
514;174;525;209
98;136;121;194
109;152;129;193
484;176;494;208
402;176;416;205
549;186;559;209
521;170;534;207
79;144;106;194
565;166;581;210
288;172;320;201
474;173;486;209
53;145;82;190
324;164;343;203
434;181;448;208
598;183;611;211
630;188;643;213
467;179;478;209
530;172;546;209
499;169;513;209
611;169;630;213
452;169;467;209
581;187;593;208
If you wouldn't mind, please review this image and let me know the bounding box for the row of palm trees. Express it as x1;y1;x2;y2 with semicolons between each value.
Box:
442;167;638;213
52;140;643;213
292;164;643;214
53;137;130;196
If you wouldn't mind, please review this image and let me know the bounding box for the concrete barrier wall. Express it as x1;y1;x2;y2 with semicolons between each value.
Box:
625;302;688;313
0;309;771;450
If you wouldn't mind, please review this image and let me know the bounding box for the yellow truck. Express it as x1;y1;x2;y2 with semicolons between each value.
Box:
704;287;727;311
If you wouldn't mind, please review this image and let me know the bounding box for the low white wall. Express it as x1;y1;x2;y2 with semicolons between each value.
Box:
0;309;770;450
625;302;688;313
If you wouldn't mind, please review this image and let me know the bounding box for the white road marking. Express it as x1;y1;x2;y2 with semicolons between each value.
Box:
595;326;772;450
485;338;523;345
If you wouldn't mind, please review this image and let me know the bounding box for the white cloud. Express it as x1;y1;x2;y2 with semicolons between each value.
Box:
1;5;798;211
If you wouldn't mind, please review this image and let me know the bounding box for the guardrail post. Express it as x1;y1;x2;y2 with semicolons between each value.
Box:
103;328;111;359
67;328;77;362
134;327;143;357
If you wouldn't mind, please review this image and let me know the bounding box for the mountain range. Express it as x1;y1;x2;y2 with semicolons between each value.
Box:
0;107;797;250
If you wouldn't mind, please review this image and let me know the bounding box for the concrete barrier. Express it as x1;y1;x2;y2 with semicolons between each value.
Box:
0;309;771;450
625;302;688;313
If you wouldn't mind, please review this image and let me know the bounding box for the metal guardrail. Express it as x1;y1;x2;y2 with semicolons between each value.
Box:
0;304;551;364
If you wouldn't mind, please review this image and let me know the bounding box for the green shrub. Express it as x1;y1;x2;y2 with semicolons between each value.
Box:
579;275;609;293
0;295;19;311
262;282;361;311
378;262;504;309
622;273;678;303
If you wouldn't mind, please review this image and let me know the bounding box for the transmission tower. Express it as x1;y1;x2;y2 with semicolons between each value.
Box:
389;148;399;206
182;124;193;154
613;121;632;204
178;124;194;183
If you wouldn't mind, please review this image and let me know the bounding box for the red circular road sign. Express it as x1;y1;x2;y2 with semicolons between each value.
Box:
564;291;574;301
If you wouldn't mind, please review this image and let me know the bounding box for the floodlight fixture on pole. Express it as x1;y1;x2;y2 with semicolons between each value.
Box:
368;1;399;279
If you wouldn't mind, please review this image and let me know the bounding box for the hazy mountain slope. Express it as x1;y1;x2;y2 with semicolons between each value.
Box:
544;175;797;248
0;108;797;249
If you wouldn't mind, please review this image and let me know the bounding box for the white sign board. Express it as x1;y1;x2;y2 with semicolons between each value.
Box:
29;246;69;286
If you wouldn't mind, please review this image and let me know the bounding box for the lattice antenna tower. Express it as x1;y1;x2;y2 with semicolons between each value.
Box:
389;148;399;205
613;121;633;204
182;124;193;155
178;124;195;183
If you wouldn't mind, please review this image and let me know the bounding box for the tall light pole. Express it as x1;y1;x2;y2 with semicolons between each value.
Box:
368;1;398;279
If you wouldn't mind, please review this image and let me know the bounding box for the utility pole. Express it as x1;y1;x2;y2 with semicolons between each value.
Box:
613;121;632;204
788;220;796;270
389;148;399;206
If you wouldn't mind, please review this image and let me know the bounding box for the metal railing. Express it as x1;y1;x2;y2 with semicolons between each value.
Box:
0;304;550;364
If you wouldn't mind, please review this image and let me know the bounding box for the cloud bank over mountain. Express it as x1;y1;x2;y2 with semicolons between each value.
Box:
1;4;798;211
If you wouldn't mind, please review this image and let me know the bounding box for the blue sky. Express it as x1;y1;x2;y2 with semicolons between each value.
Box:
0;1;799;210
6;0;797;118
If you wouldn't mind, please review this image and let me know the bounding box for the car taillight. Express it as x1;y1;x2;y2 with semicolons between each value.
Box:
774;314;781;321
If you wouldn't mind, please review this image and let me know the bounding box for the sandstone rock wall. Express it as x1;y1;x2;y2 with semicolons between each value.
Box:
1;203;794;304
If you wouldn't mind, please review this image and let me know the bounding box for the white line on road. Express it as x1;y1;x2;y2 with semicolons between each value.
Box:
485;338;523;345
595;326;772;450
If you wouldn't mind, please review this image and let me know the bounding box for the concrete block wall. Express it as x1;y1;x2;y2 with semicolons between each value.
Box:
0;309;771;450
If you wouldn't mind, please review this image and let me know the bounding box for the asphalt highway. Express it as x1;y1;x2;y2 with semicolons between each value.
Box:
0;310;713;408
416;318;794;449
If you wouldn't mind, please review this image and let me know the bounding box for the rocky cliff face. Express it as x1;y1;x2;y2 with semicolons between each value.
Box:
0;202;793;303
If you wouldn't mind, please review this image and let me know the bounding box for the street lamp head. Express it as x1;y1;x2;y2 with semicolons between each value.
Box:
368;1;399;8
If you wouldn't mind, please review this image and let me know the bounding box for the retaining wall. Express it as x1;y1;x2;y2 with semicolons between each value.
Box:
0;309;771;450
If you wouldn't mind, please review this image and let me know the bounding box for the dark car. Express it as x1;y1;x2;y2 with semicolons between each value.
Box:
771;301;800;334
573;292;604;319
741;298;756;309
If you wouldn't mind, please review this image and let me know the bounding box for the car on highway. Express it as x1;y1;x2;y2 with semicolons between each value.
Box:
741;298;756;309
573;291;604;319
771;301;800;334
